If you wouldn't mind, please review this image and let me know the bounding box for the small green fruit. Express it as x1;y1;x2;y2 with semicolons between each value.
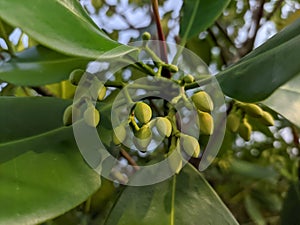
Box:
69;69;84;86
63;105;73;126
134;125;152;152
156;117;172;137
142;32;151;41
183;74;194;84
97;86;107;101
198;110;214;135
260;111;275;126
181;134;201;158
227;112;240;132
91;0;104;10
191;91;214;112
238;119;252;141
134;102;152;124
113;125;127;145
243;103;263;118
84;106;100;127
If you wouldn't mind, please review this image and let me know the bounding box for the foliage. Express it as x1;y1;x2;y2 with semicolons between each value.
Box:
0;0;300;225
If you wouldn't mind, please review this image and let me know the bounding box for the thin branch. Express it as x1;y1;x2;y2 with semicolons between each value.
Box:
120;148;140;171
151;0;171;79
265;0;284;21
207;28;227;66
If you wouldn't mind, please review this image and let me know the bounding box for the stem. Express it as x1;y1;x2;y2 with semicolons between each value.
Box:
120;148;140;171
151;0;171;78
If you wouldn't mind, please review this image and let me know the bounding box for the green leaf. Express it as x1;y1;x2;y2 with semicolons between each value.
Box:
229;159;278;180
262;73;300;127
0;97;101;225
103;163;239;225
281;182;300;225
0;0;134;58
0;46;90;86
180;0;230;40
217;18;300;102
244;195;266;225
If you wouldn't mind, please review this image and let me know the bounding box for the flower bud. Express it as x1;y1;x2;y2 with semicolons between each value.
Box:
198;110;214;135
134;102;152;124
69;69;84;86
191;91;214;112
84;106;100;127
113;125;127;145
142;32;151;41
97;86;107;101
238;119;252;141
227;112;240;132
134;125;152;152
260;111;275;126
168;149;183;174
243;103;263;118
156;117;172;137
180;134;200;158
183;74;194;84
63;105;73;126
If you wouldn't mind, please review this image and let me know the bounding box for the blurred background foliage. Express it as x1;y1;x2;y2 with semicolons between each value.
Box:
1;0;300;224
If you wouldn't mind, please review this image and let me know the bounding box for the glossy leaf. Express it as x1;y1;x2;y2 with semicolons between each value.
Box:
180;0;230;39
0;46;90;86
103;163;239;225
0;97;101;225
281;182;300;225
0;0;134;58
262;73;300;127
217;18;300;102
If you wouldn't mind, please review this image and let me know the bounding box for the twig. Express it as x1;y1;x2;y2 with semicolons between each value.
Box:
207;28;227;65
120;148;140;171
265;0;284;21
151;0;171;79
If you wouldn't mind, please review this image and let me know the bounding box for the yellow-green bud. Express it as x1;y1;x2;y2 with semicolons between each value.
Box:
181;134;201;158
84;106;100;127
168;150;183;174
91;0;104;10
134;125;152;152
69;69;84;86
63;105;73;126
243;103;263;118
168;64;179;73
113;125;127;145
142;32;151;41
156;117;172;137
97;86;107;101
134;102;152;124
198;110;214;135
191;91;214;112
183;74;194;84
238;119;252;141
227;112;241;132
260;111;275;126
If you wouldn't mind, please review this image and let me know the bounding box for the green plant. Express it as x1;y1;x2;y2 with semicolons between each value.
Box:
1;0;300;225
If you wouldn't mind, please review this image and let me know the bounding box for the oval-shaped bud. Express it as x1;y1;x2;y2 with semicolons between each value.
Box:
156;117;172;137
191;91;214;112
84;106;100;127
63;105;73;126
134;102;152;124
260;111;275;126
238;119;252;141
181;134;200;158
97;86;107;101
91;0;104;10
142;32;151;41
227;112;240;132
113;125;127;145
168;64;179;73
183;74;194;84
134;125;152;152
69;69;84;86
198;110;214;135
243;103;263;118
168;149;183;174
